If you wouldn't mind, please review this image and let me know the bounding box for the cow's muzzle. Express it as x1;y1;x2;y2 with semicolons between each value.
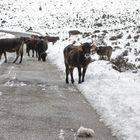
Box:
41;52;47;61
84;53;91;59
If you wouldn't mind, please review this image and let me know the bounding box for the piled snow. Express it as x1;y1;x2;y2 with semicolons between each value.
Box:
0;0;140;140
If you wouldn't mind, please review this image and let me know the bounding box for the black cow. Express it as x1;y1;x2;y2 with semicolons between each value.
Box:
63;42;92;84
0;37;25;63
36;39;48;61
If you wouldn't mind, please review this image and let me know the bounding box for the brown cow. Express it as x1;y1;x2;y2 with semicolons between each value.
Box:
0;37;26;63
44;36;59;45
68;30;82;37
63;42;92;84
96;46;112;61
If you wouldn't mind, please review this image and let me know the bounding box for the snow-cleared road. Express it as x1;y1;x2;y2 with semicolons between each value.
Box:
0;55;116;140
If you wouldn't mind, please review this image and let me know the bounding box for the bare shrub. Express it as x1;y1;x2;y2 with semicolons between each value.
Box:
111;52;137;72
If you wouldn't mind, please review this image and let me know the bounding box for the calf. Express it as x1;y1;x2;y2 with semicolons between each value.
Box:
63;42;92;84
68;30;82;37
95;46;113;61
36;39;48;61
0;37;25;63
44;36;59;45
91;43;112;61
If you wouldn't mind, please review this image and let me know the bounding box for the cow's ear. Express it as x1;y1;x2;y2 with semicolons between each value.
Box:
91;42;96;50
91;39;97;45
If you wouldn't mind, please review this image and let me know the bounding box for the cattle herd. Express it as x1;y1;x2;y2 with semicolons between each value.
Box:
0;30;113;84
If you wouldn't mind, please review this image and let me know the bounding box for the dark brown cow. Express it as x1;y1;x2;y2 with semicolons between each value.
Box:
0;37;25;63
25;36;48;61
68;30;82;37
26;38;39;57
44;36;59;45
36;39;48;61
63;42;92;84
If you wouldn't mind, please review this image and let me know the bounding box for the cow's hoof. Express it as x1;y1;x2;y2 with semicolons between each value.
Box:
71;81;74;84
66;79;69;84
78;81;81;84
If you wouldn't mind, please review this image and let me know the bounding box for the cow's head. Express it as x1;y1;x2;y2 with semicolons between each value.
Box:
56;36;60;40
81;43;91;59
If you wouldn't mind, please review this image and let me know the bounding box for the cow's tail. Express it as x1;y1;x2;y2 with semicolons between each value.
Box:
19;41;24;54
19;41;25;63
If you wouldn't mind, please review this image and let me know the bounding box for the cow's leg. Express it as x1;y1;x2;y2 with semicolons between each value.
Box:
38;53;41;61
4;52;7;63
35;50;38;58
19;43;24;63
0;52;7;63
101;55;104;60
13;52;19;63
28;50;30;56
99;55;101;60
108;55;111;61
105;55;107;60
77;66;81;84
70;67;74;84
13;44;23;63
32;49;34;57
0;52;2;61
82;67;87;82
26;48;30;56
65;64;69;84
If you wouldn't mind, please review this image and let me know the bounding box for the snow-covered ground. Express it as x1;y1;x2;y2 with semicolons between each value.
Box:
0;0;140;140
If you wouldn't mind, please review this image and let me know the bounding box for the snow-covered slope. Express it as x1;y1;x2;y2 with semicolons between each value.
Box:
1;0;140;140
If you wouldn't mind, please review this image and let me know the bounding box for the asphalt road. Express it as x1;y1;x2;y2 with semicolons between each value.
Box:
0;55;117;140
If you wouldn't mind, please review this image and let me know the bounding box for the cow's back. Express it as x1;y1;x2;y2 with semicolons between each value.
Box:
26;39;38;49
0;38;22;51
68;30;82;36
64;45;83;67
45;36;59;43
97;46;112;54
